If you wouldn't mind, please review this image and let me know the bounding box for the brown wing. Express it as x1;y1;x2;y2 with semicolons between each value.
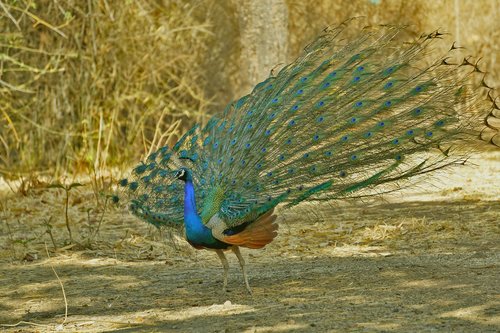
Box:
221;210;278;249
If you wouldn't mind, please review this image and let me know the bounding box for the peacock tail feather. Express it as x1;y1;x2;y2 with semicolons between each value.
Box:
117;19;499;230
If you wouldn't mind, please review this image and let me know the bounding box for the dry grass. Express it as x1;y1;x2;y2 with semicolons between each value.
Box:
286;0;500;81
1;0;498;181
0;0;212;179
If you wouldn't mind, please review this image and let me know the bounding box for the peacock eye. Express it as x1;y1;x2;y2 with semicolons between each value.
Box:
176;169;185;179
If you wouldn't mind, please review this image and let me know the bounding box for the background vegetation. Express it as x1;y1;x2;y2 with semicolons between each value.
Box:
0;0;211;178
0;0;498;181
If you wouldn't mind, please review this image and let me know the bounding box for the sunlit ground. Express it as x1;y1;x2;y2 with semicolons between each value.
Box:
0;151;499;332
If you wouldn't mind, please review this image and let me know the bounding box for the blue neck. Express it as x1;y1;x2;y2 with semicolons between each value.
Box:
182;177;228;249
184;180;198;218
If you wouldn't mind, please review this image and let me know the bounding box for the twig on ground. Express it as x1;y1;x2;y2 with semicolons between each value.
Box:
44;243;68;323
0;320;49;328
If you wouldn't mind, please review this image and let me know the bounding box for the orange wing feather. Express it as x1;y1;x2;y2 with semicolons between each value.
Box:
222;210;278;249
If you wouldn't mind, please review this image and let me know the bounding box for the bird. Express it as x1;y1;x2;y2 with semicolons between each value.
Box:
116;20;499;294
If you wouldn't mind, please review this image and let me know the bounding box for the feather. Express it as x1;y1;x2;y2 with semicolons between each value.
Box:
118;20;498;232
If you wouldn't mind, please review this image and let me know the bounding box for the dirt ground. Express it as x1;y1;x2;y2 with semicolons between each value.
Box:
0;152;499;332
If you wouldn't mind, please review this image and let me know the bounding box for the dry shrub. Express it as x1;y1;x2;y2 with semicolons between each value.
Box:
286;0;499;81
0;0;212;177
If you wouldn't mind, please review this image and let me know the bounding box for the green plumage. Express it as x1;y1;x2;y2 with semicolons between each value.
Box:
119;20;499;231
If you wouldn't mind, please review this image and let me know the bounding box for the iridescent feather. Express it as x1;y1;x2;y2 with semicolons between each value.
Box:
118;22;498;234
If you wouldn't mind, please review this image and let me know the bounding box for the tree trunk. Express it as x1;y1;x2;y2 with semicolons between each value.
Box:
233;0;289;97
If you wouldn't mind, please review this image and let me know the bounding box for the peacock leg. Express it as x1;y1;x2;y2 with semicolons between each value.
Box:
215;249;229;292
232;246;252;295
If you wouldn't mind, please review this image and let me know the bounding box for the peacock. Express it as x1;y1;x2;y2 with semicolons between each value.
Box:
116;20;499;294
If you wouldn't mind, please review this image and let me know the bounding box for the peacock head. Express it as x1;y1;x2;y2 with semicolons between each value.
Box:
174;167;191;182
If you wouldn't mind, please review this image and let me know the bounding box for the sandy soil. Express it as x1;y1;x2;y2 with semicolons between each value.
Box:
0;152;499;332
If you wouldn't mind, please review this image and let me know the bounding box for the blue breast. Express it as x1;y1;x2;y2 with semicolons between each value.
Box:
183;179;229;249
185;213;229;249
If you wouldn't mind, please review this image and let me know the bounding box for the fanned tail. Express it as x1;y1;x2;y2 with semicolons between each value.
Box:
117;19;499;229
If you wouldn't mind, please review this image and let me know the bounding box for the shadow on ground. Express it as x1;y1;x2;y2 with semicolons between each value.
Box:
1;198;499;332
